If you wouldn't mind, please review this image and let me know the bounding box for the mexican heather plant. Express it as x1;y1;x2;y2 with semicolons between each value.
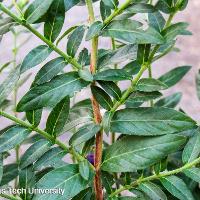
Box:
0;0;199;199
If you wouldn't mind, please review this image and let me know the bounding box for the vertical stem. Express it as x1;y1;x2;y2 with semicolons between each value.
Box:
12;32;20;189
85;0;103;199
148;66;154;107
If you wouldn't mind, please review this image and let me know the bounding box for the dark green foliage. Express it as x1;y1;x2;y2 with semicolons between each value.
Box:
0;0;198;199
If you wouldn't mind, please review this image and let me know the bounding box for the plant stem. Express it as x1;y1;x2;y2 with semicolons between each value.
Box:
103;0;133;26
110;156;200;197
85;0;103;199
148;65;154;107
12;31;20;189
111;64;148;112
0;110;85;162
0;3;82;70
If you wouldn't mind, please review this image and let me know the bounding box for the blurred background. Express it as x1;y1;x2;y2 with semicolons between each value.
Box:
0;0;200;126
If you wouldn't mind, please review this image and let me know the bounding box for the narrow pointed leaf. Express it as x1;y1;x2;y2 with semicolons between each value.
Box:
136;78;168;92
160;175;195;200
94;69;132;81
79;160;90;180
17;72;89;111
148;11;166;32
20;45;52;73
64;0;80;11
86;21;103;41
184;168;200;183
101;134;186;172
102;19;164;44
98;44;137;68
46;96;70;137
26;109;42;127
100;0;111;21
110;107;196;136
0;163;19;186
182;129;200;163
98;81;122;101
33;164;93;200
69;123;100;146
67;25;85;57
24;0;54;23
139;182;167;200
20;139;52;169
33;147;67;171
127;3;156;13
44;0;65;42
34;57;67;85
91;86;113;111
126;91;162;108
158;66;192;87
102;0;118;9
0;126;31;153
0;65;20;105
19;166;35;200
155;92;182;108
162;22;192;42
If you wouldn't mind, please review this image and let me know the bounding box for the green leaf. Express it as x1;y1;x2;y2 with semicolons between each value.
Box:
0;126;31;153
34;57;67;85
44;0;65;42
69;123;100;146
102;0;118;9
102;111;114;134
155;92;182;108
162;22;192;42
17;72;89;111
100;0;111;21
123;60;141;76
79;160;90;180
33;164;93;200
78;48;89;66
196;70;200;100
160;175;195;200
20;139;52;169
101;171;115;194
98;44;137;68
158;66;191;87
46;96;70;137
184;168;200;183
67;25;86;57
94;69;132;81
139;182;167;200
0;154;3;183
24;0;54;23
26;109;42;127
182;129;200;163
178;0;188;11
0;163;19;186
20;45;52;73
91;85;113;111
33;147;67;171
155;0;175;14
86;21;103;41
0;17;14;35
126;91;162;108
148;11;166;32
136;78;168;92
0;65;20;105
102;19;164;44
98;81;122;101
63;99;93;133
101;134;186;172
127;3;156;13
110;107;196;136
72;188;93;200
78;68;93;82
64;0;80;11
19;166;35;200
